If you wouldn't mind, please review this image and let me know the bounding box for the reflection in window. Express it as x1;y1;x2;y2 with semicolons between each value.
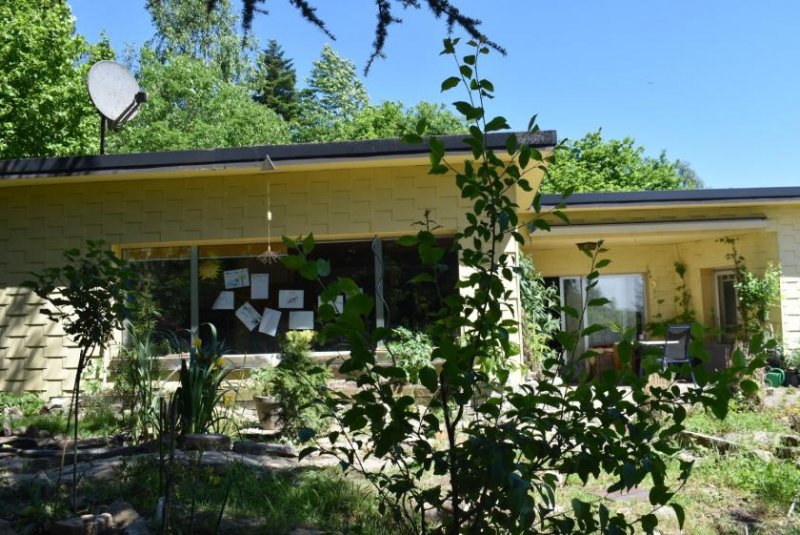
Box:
124;247;191;348
122;238;456;354
557;274;645;350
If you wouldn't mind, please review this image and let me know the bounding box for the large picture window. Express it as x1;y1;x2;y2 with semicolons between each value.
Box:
122;237;457;354
551;274;646;355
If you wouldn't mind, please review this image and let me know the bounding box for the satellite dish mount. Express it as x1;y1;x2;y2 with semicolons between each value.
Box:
87;61;147;154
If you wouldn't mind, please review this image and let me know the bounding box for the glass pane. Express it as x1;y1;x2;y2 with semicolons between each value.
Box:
718;274;738;341
198;241;374;354
124;247;192;351
561;277;587;357
382;238;458;331
586;275;644;347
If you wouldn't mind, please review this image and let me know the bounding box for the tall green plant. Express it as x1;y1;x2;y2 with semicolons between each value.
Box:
25;240;135;505
721;237;782;343
273;330;330;440
516;255;560;373
284;39;767;534
171;323;232;436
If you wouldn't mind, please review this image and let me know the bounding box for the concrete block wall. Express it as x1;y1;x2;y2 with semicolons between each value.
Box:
0;161;529;395
769;205;800;350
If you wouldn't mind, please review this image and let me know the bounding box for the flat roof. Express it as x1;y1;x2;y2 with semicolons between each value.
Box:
0;130;557;181
540;187;800;208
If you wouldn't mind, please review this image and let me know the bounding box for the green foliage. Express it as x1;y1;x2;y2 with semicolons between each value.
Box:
171;323;232;436
294;44;370;142
672;261;696;324
146;0;255;82
248;364;277;397
294;45;465;143
25;240;134;358
684;405;791;436
74;458;398;535
109;48;291;153
721;237;782;342
0;0;112;159
115;333;161;441
516;255;560;373
283;39;766;535
273;330;330;440
0;392;44;418
542;129;702;194
386;327;434;383
252;39;299;121
693;454;800;509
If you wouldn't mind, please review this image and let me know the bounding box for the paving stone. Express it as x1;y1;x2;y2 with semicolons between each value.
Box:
233;440;297;458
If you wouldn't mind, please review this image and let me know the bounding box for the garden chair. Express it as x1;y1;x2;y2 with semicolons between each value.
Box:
661;323;695;384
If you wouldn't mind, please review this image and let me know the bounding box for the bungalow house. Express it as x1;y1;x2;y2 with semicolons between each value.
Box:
527;188;800;362
1;133;798;396
0;132;553;396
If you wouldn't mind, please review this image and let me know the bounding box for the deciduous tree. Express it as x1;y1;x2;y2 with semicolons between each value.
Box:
543;129;702;193
0;0;111;159
109;49;291;153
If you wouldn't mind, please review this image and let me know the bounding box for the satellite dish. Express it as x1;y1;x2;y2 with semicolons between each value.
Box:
87;60;147;153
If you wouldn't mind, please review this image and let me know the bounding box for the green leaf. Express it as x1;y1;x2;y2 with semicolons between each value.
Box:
740;378;759;394
641;513;658;533
396;235;418;247
419;366;439;393
484;116;509;132
671;503;685;529
441;76;460;91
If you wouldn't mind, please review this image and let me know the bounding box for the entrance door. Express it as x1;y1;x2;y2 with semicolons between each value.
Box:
715;270;738;342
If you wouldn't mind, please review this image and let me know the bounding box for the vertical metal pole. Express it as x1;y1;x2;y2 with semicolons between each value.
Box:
372;237;385;329
99;114;106;155
190;246;199;333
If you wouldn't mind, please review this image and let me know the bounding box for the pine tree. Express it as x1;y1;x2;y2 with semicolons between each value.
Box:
252;40;299;121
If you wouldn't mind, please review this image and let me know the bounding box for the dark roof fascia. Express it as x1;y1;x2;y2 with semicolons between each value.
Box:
0;130;556;181
539;187;800;209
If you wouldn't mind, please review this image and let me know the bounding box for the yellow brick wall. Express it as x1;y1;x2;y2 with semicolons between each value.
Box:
0;162;527;395
768;205;800;350
527;231;781;335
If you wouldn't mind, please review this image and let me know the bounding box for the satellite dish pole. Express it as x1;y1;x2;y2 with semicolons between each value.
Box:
87;61;147;154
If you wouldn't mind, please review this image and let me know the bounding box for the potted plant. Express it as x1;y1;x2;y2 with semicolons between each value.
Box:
249;365;279;430
784;349;800;387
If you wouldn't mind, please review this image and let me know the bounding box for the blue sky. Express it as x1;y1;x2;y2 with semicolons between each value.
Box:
69;0;800;189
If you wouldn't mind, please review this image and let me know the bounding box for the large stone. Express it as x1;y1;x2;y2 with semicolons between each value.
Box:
680;431;739;453
233;440;297;458
105;499;139;530
182;433;231;452
775;446;799;460
779;434;800;448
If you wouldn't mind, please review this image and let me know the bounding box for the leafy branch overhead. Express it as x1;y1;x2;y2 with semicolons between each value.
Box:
205;0;505;72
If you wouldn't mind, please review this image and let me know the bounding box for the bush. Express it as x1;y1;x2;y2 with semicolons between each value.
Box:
273;330;330;440
0;392;44;418
386;327;433;383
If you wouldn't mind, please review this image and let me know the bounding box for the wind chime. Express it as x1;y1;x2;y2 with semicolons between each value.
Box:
258;180;283;264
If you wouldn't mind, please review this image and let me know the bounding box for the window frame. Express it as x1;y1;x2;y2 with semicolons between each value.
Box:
121;236;458;357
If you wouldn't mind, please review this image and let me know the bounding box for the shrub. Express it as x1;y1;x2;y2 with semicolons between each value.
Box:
386;327;433;383
273;330;330;440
